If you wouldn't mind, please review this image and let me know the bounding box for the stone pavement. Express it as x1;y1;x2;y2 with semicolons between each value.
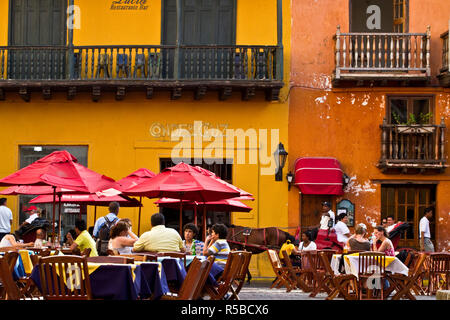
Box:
237;279;436;300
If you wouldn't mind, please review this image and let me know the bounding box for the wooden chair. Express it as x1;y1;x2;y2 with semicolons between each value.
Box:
299;250;320;293
0;255;21;300
86;256;134;264
38;255;92;300
266;249;294;292
388;252;428;300
281;250;311;292
158;252;187;268
309;249;338;297
161;256;214;300
227;250;252;300
206;251;244;300
318;251;358;300
120;254;151;262
428;253;450;295
357;252;386;300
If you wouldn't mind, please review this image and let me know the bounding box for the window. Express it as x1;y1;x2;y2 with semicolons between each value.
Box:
381;184;435;248
388;96;433;125
350;0;408;32
159;158;233;238
18;145;88;241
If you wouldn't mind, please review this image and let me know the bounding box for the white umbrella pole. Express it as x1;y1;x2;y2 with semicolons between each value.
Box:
51;186;56;244
138;196;142;236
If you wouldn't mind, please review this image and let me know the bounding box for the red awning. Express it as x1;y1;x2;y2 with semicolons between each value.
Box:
294;157;344;195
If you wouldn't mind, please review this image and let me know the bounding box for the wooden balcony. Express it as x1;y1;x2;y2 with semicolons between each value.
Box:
437;22;450;87
378;118;447;174
333;26;431;87
0;45;283;102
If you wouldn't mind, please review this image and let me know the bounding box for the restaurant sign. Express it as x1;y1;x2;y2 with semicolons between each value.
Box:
110;0;149;10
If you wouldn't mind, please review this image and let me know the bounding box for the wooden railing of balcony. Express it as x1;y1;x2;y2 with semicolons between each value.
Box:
0;45;281;82
379;118;446;169
334;26;431;80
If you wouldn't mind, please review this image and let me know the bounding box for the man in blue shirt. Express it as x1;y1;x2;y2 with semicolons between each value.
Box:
92;202;120;239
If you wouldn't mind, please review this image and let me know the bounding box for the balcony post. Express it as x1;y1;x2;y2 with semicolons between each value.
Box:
174;0;182;80
275;0;283;81
426;25;431;77
335;25;341;79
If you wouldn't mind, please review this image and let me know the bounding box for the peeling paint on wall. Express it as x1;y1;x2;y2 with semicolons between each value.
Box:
344;175;377;196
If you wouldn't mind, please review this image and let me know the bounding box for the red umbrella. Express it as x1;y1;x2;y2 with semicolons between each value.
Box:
124;162;240;234
0;185;76;195
155;197;252;212
117;168;156;236
0;150;118;243
29;194;142;224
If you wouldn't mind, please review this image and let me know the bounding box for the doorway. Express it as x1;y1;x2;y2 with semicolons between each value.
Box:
300;194;333;233
161;0;237;79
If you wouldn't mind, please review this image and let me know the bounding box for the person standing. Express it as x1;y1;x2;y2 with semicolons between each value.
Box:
419;207;434;253
92;202;120;239
0;198;13;241
322;201;336;228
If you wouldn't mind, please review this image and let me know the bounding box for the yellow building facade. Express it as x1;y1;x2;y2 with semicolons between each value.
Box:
0;0;291;277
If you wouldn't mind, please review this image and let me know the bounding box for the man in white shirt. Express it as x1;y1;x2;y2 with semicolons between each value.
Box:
322;202;335;228
334;213;351;245
0;198;13;241
385;215;397;233
419;207;434;252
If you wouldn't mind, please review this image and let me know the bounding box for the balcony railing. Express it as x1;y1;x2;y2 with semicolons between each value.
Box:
378;118;447;172
0;45;281;82
334;26;431;83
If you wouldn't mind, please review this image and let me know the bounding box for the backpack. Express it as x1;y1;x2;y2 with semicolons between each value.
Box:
96;216;118;256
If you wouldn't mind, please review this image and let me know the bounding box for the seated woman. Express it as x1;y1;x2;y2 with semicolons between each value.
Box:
297;230;317;252
182;223;204;256
372;226;395;256
334;213;351;247
108;220;138;255
0;234;33;249
346;223;370;252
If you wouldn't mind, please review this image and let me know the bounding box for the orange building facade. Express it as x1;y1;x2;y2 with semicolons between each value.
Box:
288;0;450;251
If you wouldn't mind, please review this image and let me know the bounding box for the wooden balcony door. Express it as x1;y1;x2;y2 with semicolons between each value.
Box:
8;0;67;79
381;185;436;248
162;0;236;79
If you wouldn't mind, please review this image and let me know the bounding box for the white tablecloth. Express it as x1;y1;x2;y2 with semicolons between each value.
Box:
330;254;409;278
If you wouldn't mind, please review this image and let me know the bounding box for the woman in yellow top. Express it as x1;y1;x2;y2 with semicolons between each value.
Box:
66;219;98;257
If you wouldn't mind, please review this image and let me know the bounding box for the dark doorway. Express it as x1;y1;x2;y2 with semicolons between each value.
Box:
300;194;333;233
8;0;67;79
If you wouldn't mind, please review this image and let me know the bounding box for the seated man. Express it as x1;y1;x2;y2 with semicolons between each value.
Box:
133;213;185;253
34;228;48;248
66;219;98;257
203;223;230;267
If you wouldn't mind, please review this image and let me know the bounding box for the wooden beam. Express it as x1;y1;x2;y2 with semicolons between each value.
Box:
67;86;76;100
0;88;4;100
171;87;182;100
219;87;232;100
194;86;207;100
115;86;125;101
241;87;256;101
19;88;30;102
265;87;280;101
146;87;154;99
92;86;101;102
42;87;52;100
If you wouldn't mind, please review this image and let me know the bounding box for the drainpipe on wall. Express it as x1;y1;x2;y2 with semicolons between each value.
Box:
276;0;283;81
